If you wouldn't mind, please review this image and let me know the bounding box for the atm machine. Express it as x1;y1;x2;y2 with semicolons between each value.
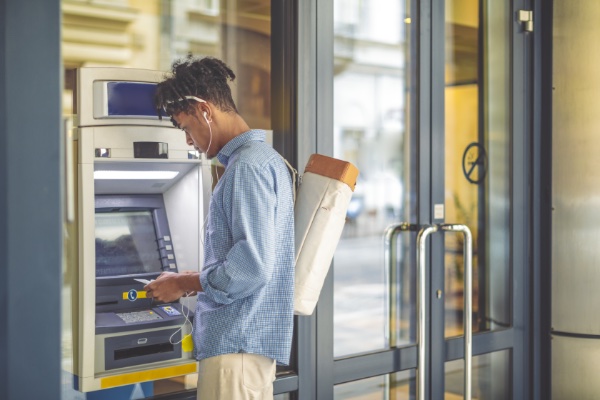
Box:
65;67;211;393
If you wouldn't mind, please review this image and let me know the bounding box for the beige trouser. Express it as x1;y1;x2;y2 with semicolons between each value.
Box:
197;353;276;400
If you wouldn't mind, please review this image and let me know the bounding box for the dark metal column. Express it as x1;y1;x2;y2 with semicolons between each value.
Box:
532;0;553;399
512;0;533;398
0;0;62;399
272;0;298;168
0;0;6;394
295;0;319;398
429;0;445;397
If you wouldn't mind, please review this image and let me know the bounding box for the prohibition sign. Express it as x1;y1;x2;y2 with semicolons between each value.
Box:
462;142;488;184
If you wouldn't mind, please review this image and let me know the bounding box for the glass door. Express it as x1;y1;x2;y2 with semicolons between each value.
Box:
437;0;514;398
332;0;416;360
331;0;531;398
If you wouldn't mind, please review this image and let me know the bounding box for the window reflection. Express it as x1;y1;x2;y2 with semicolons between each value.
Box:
334;371;415;399
61;0;278;398
445;351;510;399
62;0;272;131
333;0;414;358
444;0;511;339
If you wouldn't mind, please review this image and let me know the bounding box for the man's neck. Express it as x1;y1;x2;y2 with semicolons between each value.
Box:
215;113;251;147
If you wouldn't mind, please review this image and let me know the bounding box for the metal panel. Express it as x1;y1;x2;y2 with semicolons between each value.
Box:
334;347;418;385
274;374;299;395
297;0;317;171
552;0;600;336
445;329;514;361
552;335;600;399
147;375;298;399
315;0;335;398
296;0;319;398
1;0;62;399
77;68;171;128
272;0;298;168
430;0;445;397
296;310;317;399
315;0;334;158
511;0;531;399
0;0;6;396
316;271;335;399
532;0;553;398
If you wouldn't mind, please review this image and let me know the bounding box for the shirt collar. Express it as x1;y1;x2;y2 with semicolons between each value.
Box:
217;129;266;167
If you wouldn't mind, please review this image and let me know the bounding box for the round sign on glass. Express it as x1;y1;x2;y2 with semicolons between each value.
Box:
462;142;488;184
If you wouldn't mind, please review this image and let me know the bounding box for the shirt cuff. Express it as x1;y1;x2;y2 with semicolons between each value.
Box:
199;267;234;305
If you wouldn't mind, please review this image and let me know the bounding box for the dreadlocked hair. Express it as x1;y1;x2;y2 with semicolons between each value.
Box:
154;55;238;124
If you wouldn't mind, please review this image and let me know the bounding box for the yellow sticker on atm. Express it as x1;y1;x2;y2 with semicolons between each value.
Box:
122;289;148;301
182;334;194;352
100;362;197;389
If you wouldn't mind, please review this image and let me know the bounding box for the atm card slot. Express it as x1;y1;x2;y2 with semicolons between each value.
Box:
96;300;119;307
114;342;174;361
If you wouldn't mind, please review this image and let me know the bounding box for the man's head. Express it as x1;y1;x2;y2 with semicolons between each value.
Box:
155;55;238;118
155;56;244;158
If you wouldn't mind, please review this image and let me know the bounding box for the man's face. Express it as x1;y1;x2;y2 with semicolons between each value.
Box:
172;110;214;158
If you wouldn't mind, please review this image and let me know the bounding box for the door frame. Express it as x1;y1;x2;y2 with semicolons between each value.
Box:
428;0;532;398
295;0;535;398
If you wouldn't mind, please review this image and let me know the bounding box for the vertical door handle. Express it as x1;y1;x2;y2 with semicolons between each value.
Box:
386;223;472;400
385;223;435;400
385;223;420;347
439;224;473;400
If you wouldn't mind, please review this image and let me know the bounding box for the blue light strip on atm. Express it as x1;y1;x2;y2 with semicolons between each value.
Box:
106;82;167;118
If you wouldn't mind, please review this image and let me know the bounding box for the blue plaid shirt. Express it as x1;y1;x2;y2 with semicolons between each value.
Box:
194;129;295;365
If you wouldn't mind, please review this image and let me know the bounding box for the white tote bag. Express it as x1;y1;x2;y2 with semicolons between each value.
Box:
293;154;359;316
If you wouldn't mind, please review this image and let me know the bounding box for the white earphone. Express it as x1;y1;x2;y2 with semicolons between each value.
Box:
203;111;210;124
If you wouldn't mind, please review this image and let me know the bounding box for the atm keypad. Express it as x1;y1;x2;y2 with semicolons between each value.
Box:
116;310;162;324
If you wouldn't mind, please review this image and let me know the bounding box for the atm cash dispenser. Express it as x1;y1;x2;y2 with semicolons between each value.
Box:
68;68;211;392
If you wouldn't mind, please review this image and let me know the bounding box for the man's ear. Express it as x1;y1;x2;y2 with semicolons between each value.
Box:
200;105;212;123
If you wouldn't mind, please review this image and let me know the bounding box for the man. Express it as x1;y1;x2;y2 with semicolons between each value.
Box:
147;56;295;400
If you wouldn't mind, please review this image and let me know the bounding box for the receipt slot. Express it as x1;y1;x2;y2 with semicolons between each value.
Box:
65;68;211;392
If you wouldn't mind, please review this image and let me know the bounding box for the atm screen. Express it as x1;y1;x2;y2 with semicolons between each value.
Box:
95;211;163;277
106;82;167;118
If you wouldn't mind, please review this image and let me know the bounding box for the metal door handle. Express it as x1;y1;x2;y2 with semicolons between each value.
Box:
384;223;435;400
385;223;473;400
385;223;438;400
384;223;438;400
440;224;473;400
384;223;420;347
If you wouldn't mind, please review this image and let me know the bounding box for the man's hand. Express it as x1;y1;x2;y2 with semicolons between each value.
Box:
144;271;202;303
